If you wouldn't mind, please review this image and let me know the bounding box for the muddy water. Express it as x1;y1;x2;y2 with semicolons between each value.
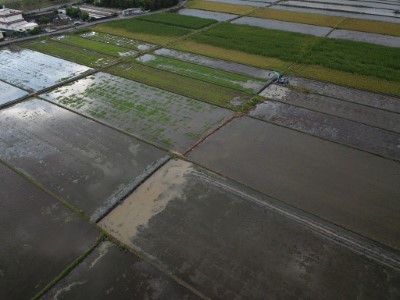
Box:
0;80;28;106
260;84;400;132
289;77;400;114
0;99;166;217
100;159;400;299
189;117;400;251
41;241;198;299
270;5;400;23
312;0;400;10
0;48;91;91
233;16;332;36
329;29;400;47
249;100;400;160
0;163;99;300
42;72;232;152
155;48;275;80
177;8;238;21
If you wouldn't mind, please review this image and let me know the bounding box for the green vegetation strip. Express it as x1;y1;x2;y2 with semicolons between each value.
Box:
106;62;252;109
54;35;134;57
189;22;400;82
90;19;192;44
137;12;217;29
19;39;117;68
137;54;265;93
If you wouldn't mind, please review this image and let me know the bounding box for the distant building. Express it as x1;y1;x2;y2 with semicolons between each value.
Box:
0;6;38;32
121;8;143;16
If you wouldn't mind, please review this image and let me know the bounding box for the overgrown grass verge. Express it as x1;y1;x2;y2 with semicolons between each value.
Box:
89;19;192;44
106;62;252;109
137;12;217;29
250;8;344;27
186;0;254;14
18;39;117;68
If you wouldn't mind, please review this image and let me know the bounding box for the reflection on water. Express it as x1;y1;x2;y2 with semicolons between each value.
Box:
0;80;29;105
0;48;91;91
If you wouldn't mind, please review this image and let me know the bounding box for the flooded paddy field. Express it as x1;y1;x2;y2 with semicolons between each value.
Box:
100;159;400;299
328;29;400;47
155;48;276;80
249;100;400;160
80;31;155;51
42;241;198;299
53;34;137;57
177;8;238;21
288;77;400;113
0;162;100;300
276;0;400;18
19;39;118;68
204;0;271;7
270;5;400;23
137;54;266;93
260;84;400;133
0;48;91;91
0;99;167;219
0;80;28;106
232;16;332;36
41;72;232;151
188;116;400;250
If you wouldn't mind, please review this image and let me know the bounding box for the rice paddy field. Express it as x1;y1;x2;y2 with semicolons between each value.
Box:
2;3;400;299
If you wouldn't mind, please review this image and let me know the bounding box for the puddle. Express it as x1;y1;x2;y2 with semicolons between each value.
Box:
329;29;400;47
117;50;137;57
41;72;231;151
100;158;400;299
0;48;91;91
0;98;166;216
41;241;197;299
177;8;238;21
0;80;29;105
0;162;99;300
155;48;275;80
232;16;332;36
136;54;156;62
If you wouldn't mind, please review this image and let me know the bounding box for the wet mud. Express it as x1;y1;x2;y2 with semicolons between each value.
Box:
0;99;166;217
100;159;400;300
42;241;199;300
188;117;400;250
42;72;231;152
249;100;400;160
260;84;400;132
177;8;238;21
0;163;99;300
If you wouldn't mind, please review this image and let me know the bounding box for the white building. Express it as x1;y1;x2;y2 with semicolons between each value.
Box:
0;6;38;32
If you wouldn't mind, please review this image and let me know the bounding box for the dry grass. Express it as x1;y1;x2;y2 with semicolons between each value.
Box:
288;63;400;97
186;0;254;15
172;40;290;71
338;18;400;37
250;8;344;27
